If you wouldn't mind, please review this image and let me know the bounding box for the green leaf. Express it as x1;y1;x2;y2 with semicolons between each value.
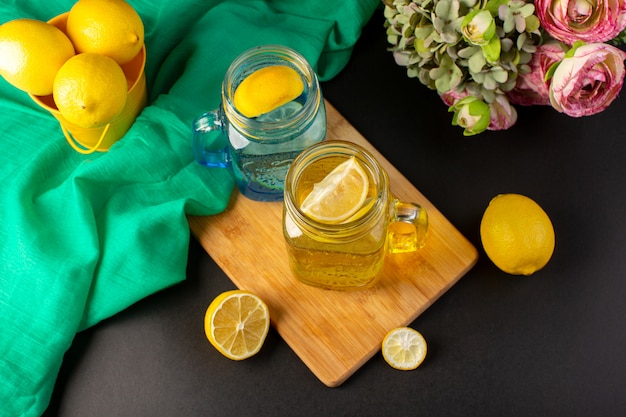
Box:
492;68;508;83
519;3;535;18
481;36;501;63
458;45;481;58
485;0;507;15
544;61;559;81
525;15;540;33
415;38;429;53
469;51;486;72
435;75;451;93
415;25;434;39
461;10;481;28
564;40;586;59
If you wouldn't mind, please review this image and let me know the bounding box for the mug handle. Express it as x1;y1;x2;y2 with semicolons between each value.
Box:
192;110;230;167
61;122;110;155
387;200;429;253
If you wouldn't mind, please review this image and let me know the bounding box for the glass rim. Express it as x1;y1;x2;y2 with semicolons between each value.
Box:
284;140;390;235
221;44;321;142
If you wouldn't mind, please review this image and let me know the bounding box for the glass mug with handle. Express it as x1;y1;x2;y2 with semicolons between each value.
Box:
283;140;429;291
192;44;326;202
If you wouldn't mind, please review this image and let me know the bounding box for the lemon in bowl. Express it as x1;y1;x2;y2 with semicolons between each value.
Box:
66;0;144;65
53;52;128;129
0;18;75;95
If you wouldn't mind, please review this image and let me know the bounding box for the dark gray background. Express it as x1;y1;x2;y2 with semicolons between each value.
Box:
44;12;626;417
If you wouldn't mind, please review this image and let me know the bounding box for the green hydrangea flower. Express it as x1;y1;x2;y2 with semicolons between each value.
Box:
383;0;544;134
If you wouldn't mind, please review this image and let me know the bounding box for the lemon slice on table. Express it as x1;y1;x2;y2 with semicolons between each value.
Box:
300;156;369;224
233;65;304;118
382;327;427;370
204;290;270;361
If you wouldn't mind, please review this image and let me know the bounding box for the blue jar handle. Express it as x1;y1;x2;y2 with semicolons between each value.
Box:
192;110;230;168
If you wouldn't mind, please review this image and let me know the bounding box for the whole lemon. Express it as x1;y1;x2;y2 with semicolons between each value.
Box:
53;53;128;128
0;18;75;95
66;0;144;65
480;193;555;275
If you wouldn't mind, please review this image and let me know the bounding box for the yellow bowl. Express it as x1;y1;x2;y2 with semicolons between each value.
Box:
29;12;148;154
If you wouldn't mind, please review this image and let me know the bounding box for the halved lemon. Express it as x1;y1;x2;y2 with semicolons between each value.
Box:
382;327;427;370
233;65;304;118
204;290;270;361
300;156;369;224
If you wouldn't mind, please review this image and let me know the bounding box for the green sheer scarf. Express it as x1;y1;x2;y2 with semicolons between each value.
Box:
0;0;379;415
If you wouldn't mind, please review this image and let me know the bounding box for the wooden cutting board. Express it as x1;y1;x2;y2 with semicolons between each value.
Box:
188;100;478;387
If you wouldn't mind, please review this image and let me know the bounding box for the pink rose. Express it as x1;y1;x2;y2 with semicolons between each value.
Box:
440;88;469;106
549;43;626;117
488;94;518;130
536;0;626;44
508;42;565;106
442;89;518;131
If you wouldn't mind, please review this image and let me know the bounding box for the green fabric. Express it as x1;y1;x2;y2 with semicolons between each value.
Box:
0;0;379;415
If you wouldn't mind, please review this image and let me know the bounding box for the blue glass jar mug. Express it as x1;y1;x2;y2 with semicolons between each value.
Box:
192;45;326;202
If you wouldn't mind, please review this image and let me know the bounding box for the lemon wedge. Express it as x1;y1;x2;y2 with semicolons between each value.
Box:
300;156;369;224
382;327;427;371
204;290;270;361
233;65;304;118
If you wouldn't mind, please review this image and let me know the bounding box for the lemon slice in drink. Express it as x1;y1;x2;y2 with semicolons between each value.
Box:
300;156;369;224
233;65;304;118
204;290;270;361
382;327;427;370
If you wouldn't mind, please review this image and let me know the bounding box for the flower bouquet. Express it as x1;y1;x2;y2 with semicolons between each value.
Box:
383;0;626;135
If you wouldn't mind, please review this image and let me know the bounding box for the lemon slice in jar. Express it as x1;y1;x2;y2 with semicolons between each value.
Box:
300;156;369;224
233;65;304;118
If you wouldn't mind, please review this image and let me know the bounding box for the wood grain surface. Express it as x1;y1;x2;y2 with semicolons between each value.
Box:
188;100;478;387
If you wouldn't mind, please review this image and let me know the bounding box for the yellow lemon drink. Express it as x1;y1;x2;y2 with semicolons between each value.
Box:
284;141;429;290
283;142;394;290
